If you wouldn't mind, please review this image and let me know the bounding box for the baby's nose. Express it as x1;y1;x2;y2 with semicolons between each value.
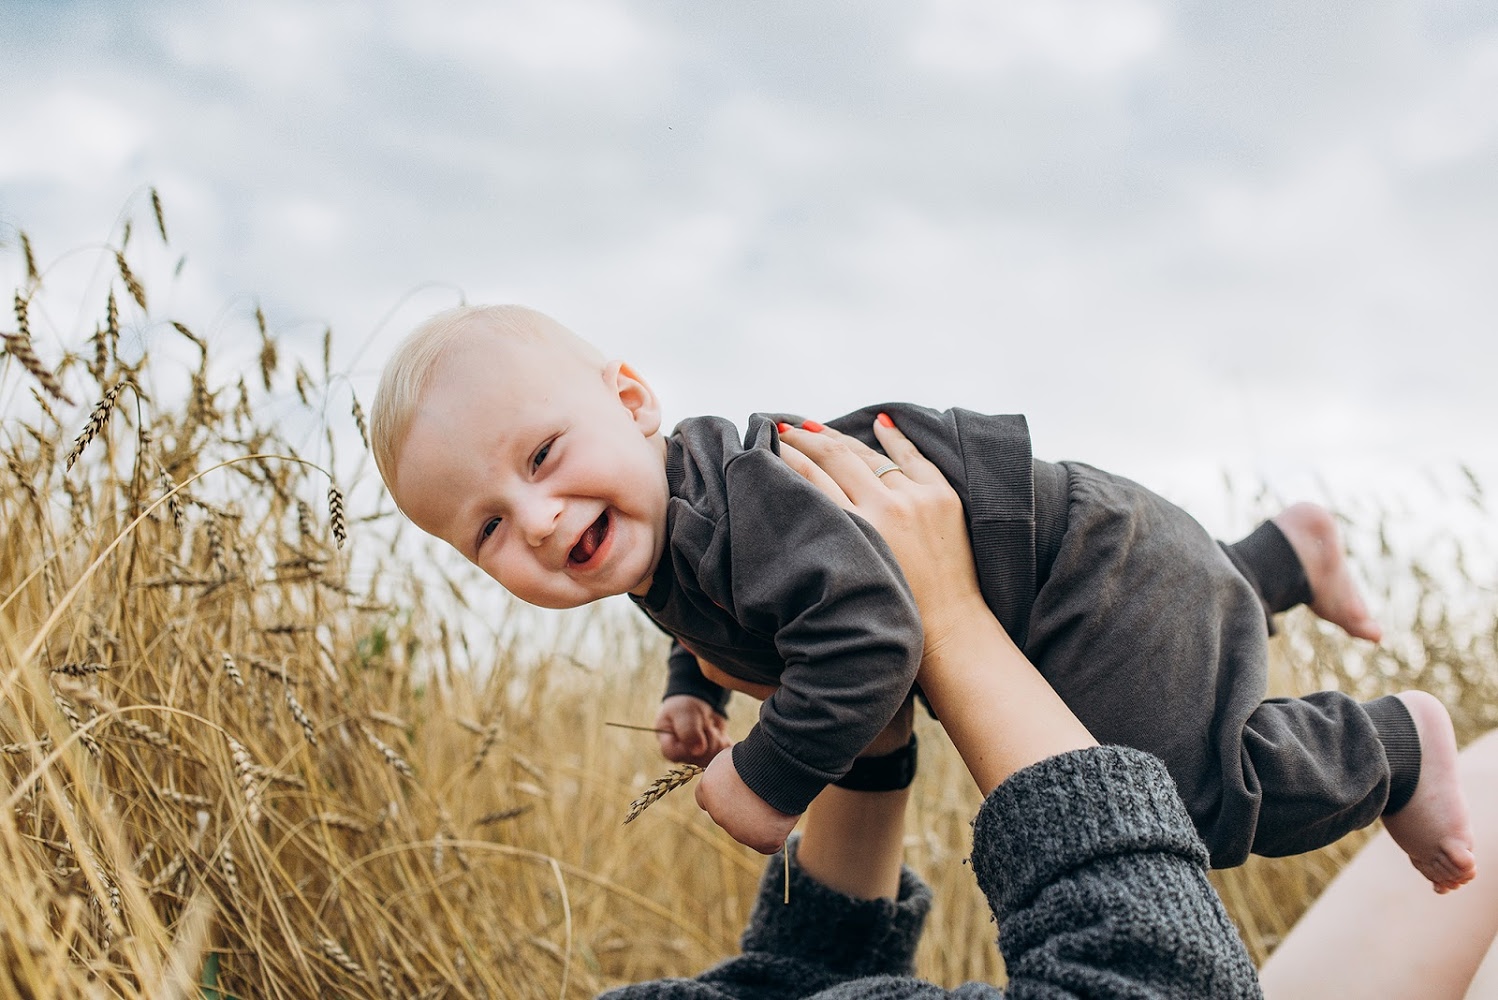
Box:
517;499;562;546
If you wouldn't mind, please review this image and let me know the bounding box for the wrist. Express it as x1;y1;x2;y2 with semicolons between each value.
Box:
919;595;997;660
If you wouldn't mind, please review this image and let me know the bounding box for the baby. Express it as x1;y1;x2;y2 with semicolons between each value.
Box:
372;304;1476;891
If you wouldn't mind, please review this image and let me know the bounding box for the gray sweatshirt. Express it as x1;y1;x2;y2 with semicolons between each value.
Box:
631;404;1412;867
599;746;1264;1000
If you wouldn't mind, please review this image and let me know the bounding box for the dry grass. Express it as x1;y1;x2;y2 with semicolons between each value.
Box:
0;207;1494;997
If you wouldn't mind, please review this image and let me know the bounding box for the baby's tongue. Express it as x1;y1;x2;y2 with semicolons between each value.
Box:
570;512;608;564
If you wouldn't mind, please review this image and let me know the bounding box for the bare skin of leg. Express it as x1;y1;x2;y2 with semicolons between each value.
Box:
1271;502;1383;642
1381;690;1478;892
1261;728;1498;1000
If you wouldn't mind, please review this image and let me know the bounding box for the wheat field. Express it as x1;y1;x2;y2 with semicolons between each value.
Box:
1;202;1495;998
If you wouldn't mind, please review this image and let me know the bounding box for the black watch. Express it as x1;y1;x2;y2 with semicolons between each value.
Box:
832;733;918;792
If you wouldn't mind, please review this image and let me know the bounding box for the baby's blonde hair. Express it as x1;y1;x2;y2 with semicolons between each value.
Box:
370;304;604;491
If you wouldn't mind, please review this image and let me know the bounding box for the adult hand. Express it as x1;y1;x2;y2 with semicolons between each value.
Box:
776;418;989;660
778;415;1096;796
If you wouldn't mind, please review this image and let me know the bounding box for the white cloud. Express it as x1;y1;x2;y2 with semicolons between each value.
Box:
0;90;150;185
264;196;345;253
392;0;671;85
162;3;364;96
1190;149;1394;259
1393;35;1498;167
908;0;1167;80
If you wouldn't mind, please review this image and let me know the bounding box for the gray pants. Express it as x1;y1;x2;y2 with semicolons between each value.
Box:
1023;462;1416;867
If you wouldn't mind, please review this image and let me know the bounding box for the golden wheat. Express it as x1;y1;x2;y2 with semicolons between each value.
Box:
0;203;1491;999
624;764;704;824
64;380;127;471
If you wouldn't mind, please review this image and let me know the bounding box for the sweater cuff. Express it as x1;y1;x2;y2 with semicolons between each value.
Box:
739;834;932;978
971;746;1209;915
732;726;837;816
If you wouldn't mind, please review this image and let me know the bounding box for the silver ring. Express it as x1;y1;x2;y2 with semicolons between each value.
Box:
873;461;901;479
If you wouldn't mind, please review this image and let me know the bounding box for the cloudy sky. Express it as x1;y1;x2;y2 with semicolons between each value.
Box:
2;0;1495;542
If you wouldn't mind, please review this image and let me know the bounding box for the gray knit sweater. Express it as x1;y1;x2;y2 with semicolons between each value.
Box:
600;747;1263;1000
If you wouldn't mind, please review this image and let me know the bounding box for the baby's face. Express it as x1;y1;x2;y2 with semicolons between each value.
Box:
392;331;669;609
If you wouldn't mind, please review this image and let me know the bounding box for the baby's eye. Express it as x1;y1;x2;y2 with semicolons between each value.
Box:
531;442;552;471
481;517;501;541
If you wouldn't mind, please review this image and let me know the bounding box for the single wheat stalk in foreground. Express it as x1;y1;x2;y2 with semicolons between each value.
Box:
65;381;127;471
623;763;702;824
328;484;347;548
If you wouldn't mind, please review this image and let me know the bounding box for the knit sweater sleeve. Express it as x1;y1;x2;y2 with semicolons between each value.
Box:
975;746;1264;1000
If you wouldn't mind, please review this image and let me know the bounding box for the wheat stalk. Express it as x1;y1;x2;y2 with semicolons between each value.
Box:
219;841;240;894
476;806;530;826
150;186;168;243
204;515;228;581
296;499;314;540
114;717;186;755
624;763;702;824
378;958;401;1000
170;321;205;353
50;686;101;757
315;813;369;834
320;938;369;981
20;230;39;284
361;725;414;779
153;786;212;809
64;381;126;471
470;720;500;772
285;687;317;745
226;737;262;825
105;289;119;358
6;293;74;405
220;653;245;688
159;471;185;531
328;484;347;548
115;251;147;310
51;662;108;677
350;394;370;450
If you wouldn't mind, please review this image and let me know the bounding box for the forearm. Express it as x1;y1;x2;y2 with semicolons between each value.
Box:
797;784;911;901
795;699;914;900
917;600;1095;796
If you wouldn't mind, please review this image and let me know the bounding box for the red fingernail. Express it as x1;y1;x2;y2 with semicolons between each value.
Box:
776;422;791;433
876;412;894;428
802;420;825;432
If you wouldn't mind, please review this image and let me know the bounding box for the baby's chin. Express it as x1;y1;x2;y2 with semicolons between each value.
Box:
507;584;635;611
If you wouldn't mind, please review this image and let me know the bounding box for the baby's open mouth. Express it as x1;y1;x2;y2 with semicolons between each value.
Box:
568;511;610;566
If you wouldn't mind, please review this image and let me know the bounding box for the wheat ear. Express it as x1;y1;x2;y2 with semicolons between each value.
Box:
624;763;702;824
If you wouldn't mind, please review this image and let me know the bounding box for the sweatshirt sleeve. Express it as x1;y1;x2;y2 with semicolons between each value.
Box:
974;747;1264;1000
718;439;924;816
664;640;731;716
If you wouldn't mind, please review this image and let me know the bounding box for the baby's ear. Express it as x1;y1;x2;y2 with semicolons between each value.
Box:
610;360;662;436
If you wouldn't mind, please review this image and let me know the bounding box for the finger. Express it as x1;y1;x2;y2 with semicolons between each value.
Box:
778;440;853;511
813;423;919;487
778;425;895;506
869;413;943;486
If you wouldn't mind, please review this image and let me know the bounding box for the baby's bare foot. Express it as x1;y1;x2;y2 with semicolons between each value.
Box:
1272;502;1383;642
1382;691;1476;893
